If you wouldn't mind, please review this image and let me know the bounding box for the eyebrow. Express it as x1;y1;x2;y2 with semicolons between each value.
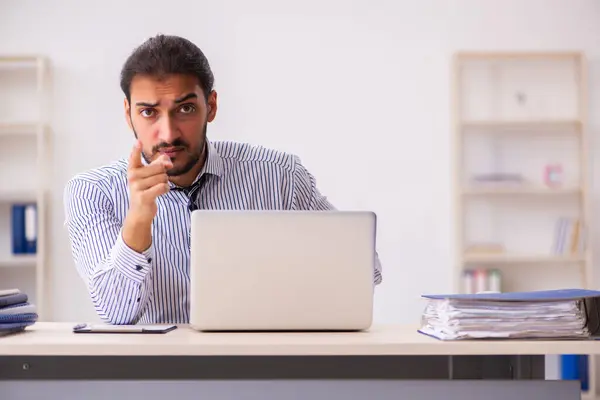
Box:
174;93;198;103
135;93;198;108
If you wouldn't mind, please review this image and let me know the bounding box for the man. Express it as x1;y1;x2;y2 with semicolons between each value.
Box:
64;34;382;325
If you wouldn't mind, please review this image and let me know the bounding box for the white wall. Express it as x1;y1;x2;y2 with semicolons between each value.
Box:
0;0;599;324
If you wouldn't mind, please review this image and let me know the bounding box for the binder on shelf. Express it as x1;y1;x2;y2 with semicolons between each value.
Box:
419;289;600;340
24;203;37;254
11;203;37;255
11;204;26;254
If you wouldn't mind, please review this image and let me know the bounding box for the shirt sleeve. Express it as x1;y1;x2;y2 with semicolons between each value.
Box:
290;158;383;285
63;177;154;324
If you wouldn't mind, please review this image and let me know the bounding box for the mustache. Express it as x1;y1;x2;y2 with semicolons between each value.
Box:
152;139;189;153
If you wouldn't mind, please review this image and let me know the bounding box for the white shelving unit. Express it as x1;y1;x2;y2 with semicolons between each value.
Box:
452;51;594;398
0;56;49;320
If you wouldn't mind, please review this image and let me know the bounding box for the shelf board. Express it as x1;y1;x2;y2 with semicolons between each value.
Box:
0;122;44;136
460;119;582;130
463;254;585;265
462;186;581;196
0;56;43;69
456;51;583;60
0;190;38;203
0;254;37;268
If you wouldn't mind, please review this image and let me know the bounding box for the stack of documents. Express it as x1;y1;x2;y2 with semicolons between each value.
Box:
418;289;600;340
0;288;38;336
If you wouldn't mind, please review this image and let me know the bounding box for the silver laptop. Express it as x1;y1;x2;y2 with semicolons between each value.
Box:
189;210;377;331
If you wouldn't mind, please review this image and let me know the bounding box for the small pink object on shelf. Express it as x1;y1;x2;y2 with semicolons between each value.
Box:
474;269;487;293
544;164;563;187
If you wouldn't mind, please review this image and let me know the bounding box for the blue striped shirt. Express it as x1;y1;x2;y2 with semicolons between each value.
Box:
64;140;382;324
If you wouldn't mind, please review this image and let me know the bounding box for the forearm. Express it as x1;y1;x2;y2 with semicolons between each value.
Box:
64;178;156;324
87;230;155;324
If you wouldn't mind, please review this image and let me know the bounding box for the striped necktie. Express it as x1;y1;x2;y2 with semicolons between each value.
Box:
172;174;207;211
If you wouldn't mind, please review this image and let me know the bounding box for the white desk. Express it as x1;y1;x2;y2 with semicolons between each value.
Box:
2;322;600;355
0;323;590;400
0;322;597;378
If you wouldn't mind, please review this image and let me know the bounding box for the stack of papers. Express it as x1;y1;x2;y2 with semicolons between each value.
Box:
0;288;38;336
418;289;600;340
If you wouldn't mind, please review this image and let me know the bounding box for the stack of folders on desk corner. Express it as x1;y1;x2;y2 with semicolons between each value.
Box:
418;289;600;341
0;288;38;336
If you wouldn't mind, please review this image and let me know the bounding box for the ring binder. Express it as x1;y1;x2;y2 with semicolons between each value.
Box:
418;289;600;340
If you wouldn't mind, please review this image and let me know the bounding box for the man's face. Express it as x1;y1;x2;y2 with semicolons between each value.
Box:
124;74;217;177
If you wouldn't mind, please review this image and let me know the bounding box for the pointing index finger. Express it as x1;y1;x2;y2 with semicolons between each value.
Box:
129;140;143;169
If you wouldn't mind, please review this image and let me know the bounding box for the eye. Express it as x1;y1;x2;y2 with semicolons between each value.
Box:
178;104;196;114
140;108;156;118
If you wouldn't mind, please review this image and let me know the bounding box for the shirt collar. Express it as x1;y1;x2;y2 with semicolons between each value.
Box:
201;140;224;178
138;140;224;190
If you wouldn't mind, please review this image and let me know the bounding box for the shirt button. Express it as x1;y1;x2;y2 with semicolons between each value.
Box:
135;265;143;271
147;257;152;263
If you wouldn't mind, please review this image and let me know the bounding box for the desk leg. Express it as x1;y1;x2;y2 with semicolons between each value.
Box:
449;355;545;380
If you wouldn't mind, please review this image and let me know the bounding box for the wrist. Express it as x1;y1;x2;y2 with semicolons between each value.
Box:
123;212;153;253
125;210;154;228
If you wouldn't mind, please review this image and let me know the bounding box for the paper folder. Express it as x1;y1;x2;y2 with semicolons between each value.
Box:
418;289;600;340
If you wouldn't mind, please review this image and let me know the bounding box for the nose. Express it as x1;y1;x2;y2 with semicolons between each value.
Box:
156;115;180;143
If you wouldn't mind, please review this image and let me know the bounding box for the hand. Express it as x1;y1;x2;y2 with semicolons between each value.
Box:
126;140;173;224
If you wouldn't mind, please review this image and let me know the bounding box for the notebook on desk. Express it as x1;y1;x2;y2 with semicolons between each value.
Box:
0;293;28;308
418;289;600;341
72;323;177;334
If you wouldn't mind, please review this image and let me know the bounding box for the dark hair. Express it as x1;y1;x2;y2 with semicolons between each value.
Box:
120;34;214;101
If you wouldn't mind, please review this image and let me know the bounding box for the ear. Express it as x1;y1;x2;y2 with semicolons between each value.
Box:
206;91;218;123
124;97;133;130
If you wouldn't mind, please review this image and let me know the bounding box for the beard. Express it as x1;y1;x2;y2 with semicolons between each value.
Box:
131;119;207;177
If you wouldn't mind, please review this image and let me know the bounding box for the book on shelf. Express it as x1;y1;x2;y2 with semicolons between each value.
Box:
10;203;37;255
470;173;525;185
553;217;585;256
462;268;502;294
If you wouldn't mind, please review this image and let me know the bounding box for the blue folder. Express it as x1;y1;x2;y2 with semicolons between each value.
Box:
11;204;26;254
